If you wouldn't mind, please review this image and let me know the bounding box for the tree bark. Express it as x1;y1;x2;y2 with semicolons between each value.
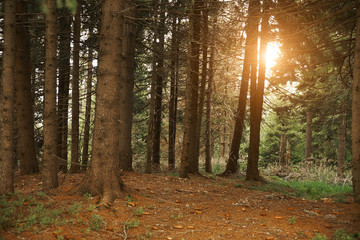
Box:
119;1;136;171
78;0;124;205
15;0;39;175
195;4;209;163
337;101;346;178
305;111;312;161
223;0;259;175
70;0;81;173
180;0;201;177
246;0;267;181
81;44;93;169
152;0;166;172
57;6;71;173
43;0;59;190
279;134;286;167
168;3;179;170
205;15;216;174
352;2;360;202
0;0;16;194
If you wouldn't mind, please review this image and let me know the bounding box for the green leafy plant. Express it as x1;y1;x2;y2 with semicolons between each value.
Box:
333;228;355;240
135;207;144;216
89;214;104;231
311;233;328;240
126;218;140;229
288;216;296;225
67;202;82;215
171;214;183;220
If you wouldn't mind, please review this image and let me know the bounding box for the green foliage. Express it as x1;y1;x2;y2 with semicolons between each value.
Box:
311;233;328;240
333;229;355;240
170;214;183;220
89;214;104;231
249;178;352;200
135;207;144;216
67;202;82;215
288;216;296;225
126;218;140;229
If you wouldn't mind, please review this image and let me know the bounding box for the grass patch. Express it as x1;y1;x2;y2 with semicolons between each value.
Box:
249;179;352;200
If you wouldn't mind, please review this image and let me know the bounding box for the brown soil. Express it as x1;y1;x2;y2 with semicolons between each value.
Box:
1;171;360;240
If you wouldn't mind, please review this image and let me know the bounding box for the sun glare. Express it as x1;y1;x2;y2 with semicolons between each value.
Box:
266;42;280;73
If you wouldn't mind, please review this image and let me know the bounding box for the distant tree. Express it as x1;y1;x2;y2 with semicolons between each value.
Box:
70;0;81;173
205;14;217;173
78;0;125;205
0;0;16;194
81;45;93;170
195;3;209;163
43;0;59;190
168;1;180;170
57;4;71;173
337;101;346;178
15;0;39;175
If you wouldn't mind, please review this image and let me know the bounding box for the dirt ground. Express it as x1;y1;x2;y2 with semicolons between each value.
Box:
1;171;360;240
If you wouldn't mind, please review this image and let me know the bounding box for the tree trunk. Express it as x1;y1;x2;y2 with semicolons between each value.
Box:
43;0;59;190
152;0;166;172
70;0;81;173
223;0;259;175
81;44;93;169
146;0;159;174
305;111;312;161
245;0;266;181
0;0;16;194
119;1;136;171
180;0;201;177
57;6;71;173
337;101;346;178
168;3;179;170
352;2;360;202
205;15;216;174
15;0;39;175
195;4;209;164
279;134;286;167
78;0;124;205
286;139;290;166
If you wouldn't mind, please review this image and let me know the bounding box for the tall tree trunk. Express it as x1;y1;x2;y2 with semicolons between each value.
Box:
43;0;59;190
78;0;124;205
352;3;360;202
70;0;81;173
205;15;216;174
279;134;286;167
81;45;93;170
146;0;160;174
337;102;346;178
195;4;209;164
286;139;290;165
119;1;136;171
152;0;166;172
57;6;71;173
246;0;267;181
0;0;16;194
15;0;39;175
305;111;312;161
223;0;259;175
168;3;179;170
180;0;201;177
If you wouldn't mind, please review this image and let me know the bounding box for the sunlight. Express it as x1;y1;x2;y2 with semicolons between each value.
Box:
266;42;281;73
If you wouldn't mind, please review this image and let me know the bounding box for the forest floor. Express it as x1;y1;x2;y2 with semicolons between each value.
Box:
1;171;359;240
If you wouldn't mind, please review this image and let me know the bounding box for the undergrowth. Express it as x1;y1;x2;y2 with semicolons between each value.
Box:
0;191;105;234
